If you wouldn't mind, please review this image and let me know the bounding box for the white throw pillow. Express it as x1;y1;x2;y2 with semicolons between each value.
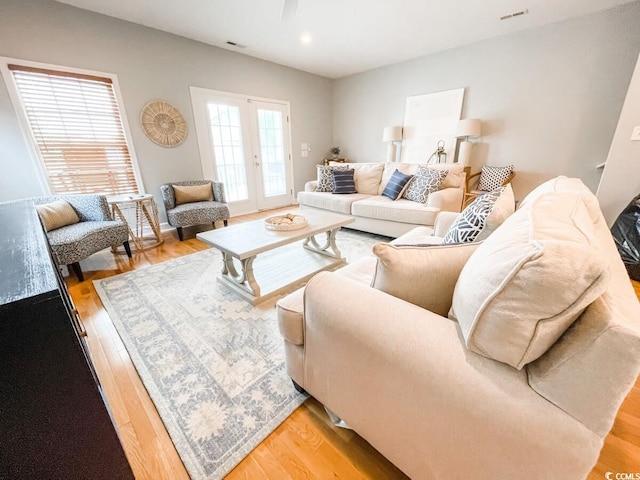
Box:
450;192;610;370
443;184;515;244
351;163;384;195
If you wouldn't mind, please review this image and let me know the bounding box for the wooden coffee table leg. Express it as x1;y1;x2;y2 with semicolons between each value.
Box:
221;252;260;298
303;228;342;259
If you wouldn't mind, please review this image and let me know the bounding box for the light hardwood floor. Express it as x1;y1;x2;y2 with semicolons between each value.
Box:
68;208;640;479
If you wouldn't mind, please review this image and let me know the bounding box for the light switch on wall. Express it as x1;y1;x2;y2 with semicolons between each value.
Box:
301;143;309;151
631;126;640;141
301;150;308;157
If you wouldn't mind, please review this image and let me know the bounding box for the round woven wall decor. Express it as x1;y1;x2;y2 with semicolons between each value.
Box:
141;100;188;147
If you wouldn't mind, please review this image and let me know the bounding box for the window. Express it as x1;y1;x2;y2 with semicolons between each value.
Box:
8;64;140;195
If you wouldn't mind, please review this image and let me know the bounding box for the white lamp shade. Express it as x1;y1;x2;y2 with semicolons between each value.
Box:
383;125;403;142
455;119;481;139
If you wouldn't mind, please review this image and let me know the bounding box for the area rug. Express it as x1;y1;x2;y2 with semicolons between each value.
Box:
94;228;387;479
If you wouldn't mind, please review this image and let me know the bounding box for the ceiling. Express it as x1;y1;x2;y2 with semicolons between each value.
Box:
54;0;635;78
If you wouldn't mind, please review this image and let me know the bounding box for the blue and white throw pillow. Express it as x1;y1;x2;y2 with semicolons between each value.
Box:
381;169;413;200
443;187;507;244
316;164;349;192
476;165;514;191
402;167;448;204
332;169;357;194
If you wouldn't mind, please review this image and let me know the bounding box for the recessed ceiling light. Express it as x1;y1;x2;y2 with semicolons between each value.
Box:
300;33;312;45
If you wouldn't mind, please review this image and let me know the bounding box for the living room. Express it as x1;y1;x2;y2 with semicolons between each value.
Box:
1;0;640;479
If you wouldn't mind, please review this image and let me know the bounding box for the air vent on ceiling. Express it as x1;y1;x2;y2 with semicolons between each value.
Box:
500;9;529;20
226;41;247;49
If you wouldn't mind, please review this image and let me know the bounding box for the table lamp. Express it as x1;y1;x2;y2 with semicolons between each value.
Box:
455;119;482;166
383;126;403;162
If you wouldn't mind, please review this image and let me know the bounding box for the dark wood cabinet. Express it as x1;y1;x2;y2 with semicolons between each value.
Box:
0;200;133;480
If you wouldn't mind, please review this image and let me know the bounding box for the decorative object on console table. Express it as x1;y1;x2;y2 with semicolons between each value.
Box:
0;200;133;480
108;193;164;252
456;119;482;166
329;146;341;159
427;140;448;164
382;125;403;162
323;157;347;165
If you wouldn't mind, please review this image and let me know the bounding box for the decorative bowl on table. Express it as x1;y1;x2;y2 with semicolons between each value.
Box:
264;213;308;231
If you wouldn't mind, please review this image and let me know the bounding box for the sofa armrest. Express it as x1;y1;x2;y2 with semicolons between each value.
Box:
433;211;460;237
427;187;463;213
304;180;318;192
300;272;602;479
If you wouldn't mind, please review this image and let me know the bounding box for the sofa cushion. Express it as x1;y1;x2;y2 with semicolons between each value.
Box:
450;192;611;369
378;163;464;194
351;163;384;195
298;191;371;214
476;165;514;191
351;196;440;226
372;242;480;316
402;167;448;204
381;169;413;200
443;184;515;244
173;183;213;205
332;169;357;194
316;164;349;192
36;199;80;232
391;226;444;246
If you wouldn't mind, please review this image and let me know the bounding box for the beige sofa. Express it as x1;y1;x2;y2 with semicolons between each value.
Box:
277;177;640;479
298;162;466;238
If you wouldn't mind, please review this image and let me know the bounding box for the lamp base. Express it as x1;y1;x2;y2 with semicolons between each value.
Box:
386;143;397;162
458;140;473;166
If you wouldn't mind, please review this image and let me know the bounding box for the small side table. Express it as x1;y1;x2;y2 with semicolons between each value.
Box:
107;194;163;253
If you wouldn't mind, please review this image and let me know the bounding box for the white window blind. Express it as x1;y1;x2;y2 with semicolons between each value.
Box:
9;64;140;195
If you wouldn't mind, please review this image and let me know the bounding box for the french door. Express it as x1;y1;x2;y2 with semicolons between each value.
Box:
191;87;294;215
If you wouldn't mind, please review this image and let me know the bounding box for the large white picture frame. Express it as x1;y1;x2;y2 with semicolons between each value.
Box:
400;88;464;163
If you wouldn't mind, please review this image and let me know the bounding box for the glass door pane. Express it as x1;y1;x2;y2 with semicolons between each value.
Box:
207;103;248;202
257;109;286;197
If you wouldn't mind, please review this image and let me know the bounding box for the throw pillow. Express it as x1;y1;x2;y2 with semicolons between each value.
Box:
381;169;413;200
316;164;349;192
443;184;514;244
449;192;610;370
173;183;213;205
36;200;80;232
476;165;514;191
371;242;480;316
331;169;357;194
402;167;448;204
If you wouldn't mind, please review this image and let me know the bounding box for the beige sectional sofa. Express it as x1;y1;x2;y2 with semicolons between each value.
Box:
298;162;466;237
277;176;640;479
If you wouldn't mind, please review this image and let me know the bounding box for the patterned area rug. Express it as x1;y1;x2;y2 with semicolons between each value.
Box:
94;228;387;479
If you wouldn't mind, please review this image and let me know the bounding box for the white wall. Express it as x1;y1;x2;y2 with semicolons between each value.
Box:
0;0;333;218
597;53;640;225
332;1;640;200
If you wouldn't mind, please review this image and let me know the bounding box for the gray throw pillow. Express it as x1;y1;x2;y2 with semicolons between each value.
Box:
403;167;448;204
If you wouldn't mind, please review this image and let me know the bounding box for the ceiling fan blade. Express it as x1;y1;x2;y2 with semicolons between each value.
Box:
280;0;298;20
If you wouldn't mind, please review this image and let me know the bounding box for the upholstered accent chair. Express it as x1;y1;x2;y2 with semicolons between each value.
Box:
464;166;516;207
160;180;230;241
33;194;131;281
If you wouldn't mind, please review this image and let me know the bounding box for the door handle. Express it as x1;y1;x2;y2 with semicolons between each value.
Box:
255;162;260;167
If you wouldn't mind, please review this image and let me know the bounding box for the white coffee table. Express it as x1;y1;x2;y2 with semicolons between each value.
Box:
196;210;354;305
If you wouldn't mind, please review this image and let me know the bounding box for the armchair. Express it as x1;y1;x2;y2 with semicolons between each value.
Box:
33;194;131;281
464;167;515;207
159;180;230;241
